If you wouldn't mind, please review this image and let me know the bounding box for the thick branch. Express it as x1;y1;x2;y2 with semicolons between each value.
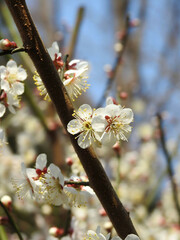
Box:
4;0;138;238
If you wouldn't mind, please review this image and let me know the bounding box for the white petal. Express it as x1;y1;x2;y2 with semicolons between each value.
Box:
0;103;6;117
120;108;134;124
77;104;92;120
17;68;27;80
93;107;105;117
106;97;114;105
8;105;16;114
101;131;117;146
125;234;140;240
35;153;47;170
77;132;91;149
67;119;82;134
105;104;121;117
68;59;80;66
7;60;17;72
1;79;10;91
92;115;106;132
49;163;60;178
12;82;24;95
0;66;7;79
48;164;64;186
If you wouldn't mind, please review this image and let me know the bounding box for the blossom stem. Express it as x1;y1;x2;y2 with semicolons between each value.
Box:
68;7;84;60
96;16;130;108
0;47;26;56
5;1;138;238
0;201;23;240
65;181;90;186
157;113;180;224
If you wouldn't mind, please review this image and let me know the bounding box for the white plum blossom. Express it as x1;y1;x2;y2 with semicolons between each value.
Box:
64;176;94;207
84;227;140;240
34;42;90;102
12;162;37;199
12;154;94;208
40;163;68;206
0;59;27;95
67;104;101;149
0;92;20;117
64;59;90;101
92;103;133;146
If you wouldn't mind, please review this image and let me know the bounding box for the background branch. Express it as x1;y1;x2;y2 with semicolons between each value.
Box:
157;113;180;224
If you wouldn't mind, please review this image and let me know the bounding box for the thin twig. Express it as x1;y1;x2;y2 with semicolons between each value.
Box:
65;181;90;186
97;16;130;108
68;7;84;60
4;1;138;238
0;201;23;240
157;113;180;224
0;47;26;56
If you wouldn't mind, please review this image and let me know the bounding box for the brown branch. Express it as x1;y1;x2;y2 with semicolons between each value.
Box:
157;113;180;224
4;0;138;238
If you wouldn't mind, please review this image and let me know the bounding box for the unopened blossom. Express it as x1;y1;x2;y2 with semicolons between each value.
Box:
12;162;37;199
64;176;94;207
0;92;20;117
0;39;17;50
92;104;133;146
1;195;12;208
0;59;27;95
67;104;101;149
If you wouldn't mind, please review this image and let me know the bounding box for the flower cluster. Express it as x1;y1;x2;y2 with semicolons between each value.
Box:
0;59;27;117
67;98;133;149
34;41;90;102
84;226;140;240
12;153;94;207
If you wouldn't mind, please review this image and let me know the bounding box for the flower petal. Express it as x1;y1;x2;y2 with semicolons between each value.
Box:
12;82;24;95
77;104;92;120
0;104;6;117
67;119;82;134
36;153;47;170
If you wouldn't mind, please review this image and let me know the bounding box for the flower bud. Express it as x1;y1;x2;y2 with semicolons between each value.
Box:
99;208;107;217
0;39;17;50
112;142;121;154
130;19;140;27
49;227;64;237
119;91;128;100
103;221;113;233
66;157;73;166
1;195;12;209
